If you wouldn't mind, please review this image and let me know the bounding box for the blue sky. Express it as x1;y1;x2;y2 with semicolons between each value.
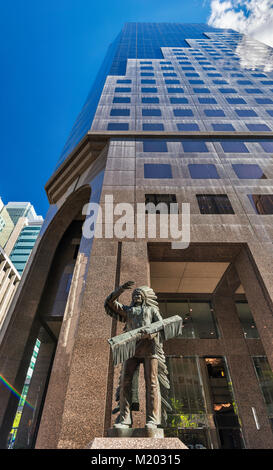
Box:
0;0;214;217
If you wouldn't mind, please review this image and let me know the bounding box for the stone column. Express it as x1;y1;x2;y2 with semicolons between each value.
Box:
213;270;273;449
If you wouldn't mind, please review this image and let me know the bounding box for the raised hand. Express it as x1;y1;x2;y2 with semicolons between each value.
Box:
121;280;135;290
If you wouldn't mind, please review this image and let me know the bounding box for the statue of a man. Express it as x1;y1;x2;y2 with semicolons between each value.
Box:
104;280;173;430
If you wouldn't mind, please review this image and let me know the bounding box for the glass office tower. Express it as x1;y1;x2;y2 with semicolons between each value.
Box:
1;23;273;450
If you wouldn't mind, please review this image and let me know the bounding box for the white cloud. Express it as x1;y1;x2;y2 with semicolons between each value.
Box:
208;0;273;47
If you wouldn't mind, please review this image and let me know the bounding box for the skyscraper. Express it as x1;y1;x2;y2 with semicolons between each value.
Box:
1;23;273;450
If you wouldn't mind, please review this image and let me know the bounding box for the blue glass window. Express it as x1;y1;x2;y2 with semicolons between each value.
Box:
143;123;164;131
110;109;130;116
142;109;162;116
260;81;273;85
107;123;129;130
198;97;217;104
144;164;172;178
266;110;273;117
170;97;188;104
117;79;131;84
143;140;168;152
245;88;263;94
189;80;204;84
256;98;273;104
181;66;195;70
113;97;131;103
185;73;199;77
163;73;177;77
177;123;200;131
141;72;154;76
193;88;211;93
213;80;228;85
204;109;225;117
237;80;252;85
165;79;180;84
251;73;266;77
246;124;271;131
232;164;266;179
207;73;222;77
141;66;153;70
212;123;235;131
173;109;193;117
189;164;219;179
235;109;258;117
167;88;184;93
220;141;249;153
142;97;159;104
141;79;156;84
115;87;131;93
141;87;158;93
259;141;273;152
140;61;152;64
182;141;209;152
219;88;237;94
226;97;246;104
161;66;174;70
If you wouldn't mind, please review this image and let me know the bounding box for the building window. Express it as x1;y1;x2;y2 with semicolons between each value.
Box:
177;123;200;131
226;97;246;104
143;140;168;152
107;123;129;130
256;98;273;104
252;356;273;429
246;124;271;132
193;88;211;93
159;300;219;339
220;141;249;153
142;97;159;103
189;164;220;179
167;88;184;93
141;87;157;93
141;72;154;76
259;141;273;153
173;109;193;117
144;164;172;179
248;194;273;214
245;88;262;94
170;97;188;104
142;123;164;131
204;109;225;117
232;164;266;179
198;97;217;104
235;302;259;339
141;79;156;84
145;194;177;213
235;109;257;117
117;79;131;84
113;97;131;103
142;108;162;116
212;123;235;131
196;194;235;214
182;141;209;153
114;87;131;93
219;88;237;94
110;109;130;116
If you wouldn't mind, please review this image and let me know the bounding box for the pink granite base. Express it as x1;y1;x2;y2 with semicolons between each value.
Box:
87;438;188;449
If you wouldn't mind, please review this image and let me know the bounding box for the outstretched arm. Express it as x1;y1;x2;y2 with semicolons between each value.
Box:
104;281;135;322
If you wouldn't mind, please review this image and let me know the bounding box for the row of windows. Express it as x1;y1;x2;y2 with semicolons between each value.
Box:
116;78;272;87
107;122;272;132
143;163;269;180
145;193;273;215
140;140;273;153
112;96;273;105
114;86;269;94
109;107;273;119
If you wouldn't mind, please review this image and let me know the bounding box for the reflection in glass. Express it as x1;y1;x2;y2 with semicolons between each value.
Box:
232;164;266;180
248;194;273;214
253;356;273;427
235;302;259;338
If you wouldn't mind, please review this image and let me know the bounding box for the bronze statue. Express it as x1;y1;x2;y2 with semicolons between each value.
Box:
104;281;182;429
